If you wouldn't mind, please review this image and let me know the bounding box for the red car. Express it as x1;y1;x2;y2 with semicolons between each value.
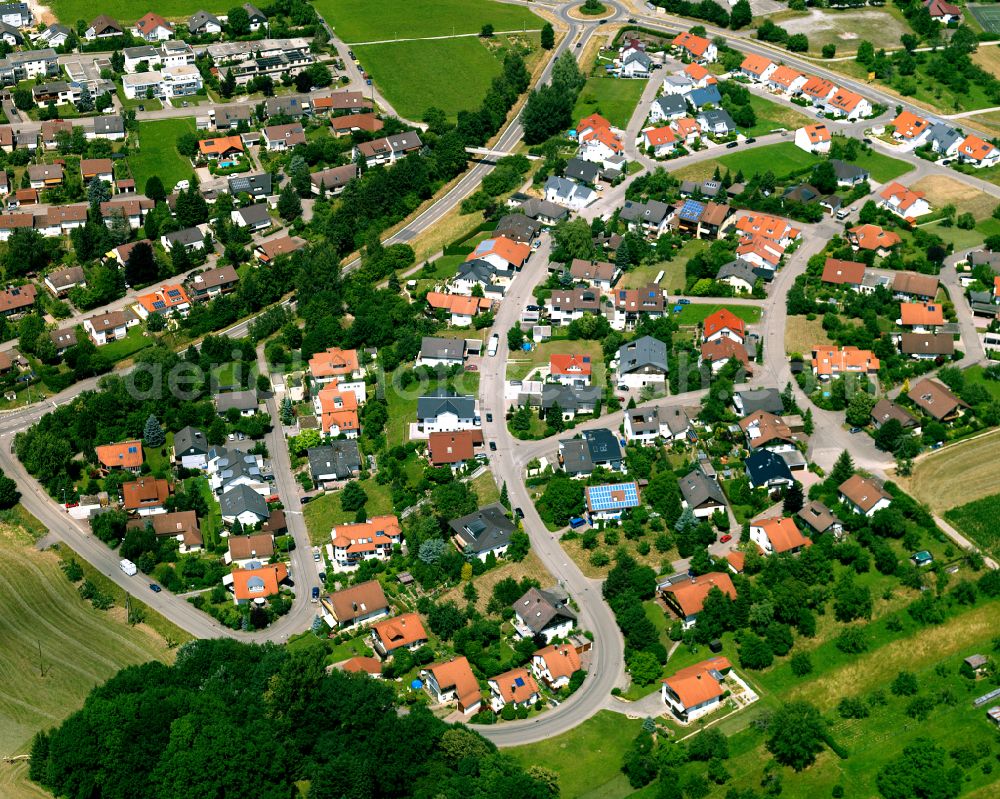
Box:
720;534;732;543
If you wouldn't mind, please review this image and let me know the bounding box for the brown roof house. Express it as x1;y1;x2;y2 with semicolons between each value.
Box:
660;572;737;629
907;377;968;421
531;643;582;689
427;429;484;468
126;510;202;552
95;440;144;473
225;532;275;567
122;476;171;516
421;656;482;715
838;474;892;517
870;398;921;433
488;667;540;711
322;580;390;629
660;657;732;723
370;613;428;659
797;500;842;537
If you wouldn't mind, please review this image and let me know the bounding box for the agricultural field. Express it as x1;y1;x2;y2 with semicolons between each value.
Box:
0;524;174;799
573;77;646;129
355;33;540;120
315;0;543;42
770;7;911;54
901;427;1000;514
508;711;643;799
47;0;224;25
745;94;814;137
672;141;819;183
130;118;196;194
910;175;997;219
945;494;1000;558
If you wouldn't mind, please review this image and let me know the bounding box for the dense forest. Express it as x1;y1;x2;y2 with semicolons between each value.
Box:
29;639;558;799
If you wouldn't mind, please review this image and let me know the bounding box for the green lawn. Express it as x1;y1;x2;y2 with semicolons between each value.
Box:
506;338;606;384
303;479;396;545
507;711;643;799
115;87;162;112
673;303;762;325
945;494;1000;558
49;0;225;23
101;325;152;362
920;217;1000;251
620;239;709;295
356;35;539;120
385;370;480;445
131;118;196;194
847;149;914;183
573;77;646;129
0;524;176;798
315;0;542;42
745;94;814;137
186;476;223;550
673;141;820;182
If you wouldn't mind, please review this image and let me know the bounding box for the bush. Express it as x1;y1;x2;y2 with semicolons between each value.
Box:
835;626;869;654
891;670;918;696
790;652;813;676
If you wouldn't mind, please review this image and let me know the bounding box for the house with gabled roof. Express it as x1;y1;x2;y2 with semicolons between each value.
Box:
228;563;287;606
879;182;931;221
330;515;402;570
839;474;891;517
95;440;143;473
133;12;174;42
660;573;737;628
744;449;794;490
750;516;811;556
449;503;514;560
672;31;716;62
122;476;171;515
907;377;967;421
797;500;842;537
617;335;668;388
811;346;879;379
679;468;726;518
513;586;576;642
489;667;540;712
661;657;732;722
800;76;837;105
957;134;1000;169
825;88;871;120
740;54;776;83
848;224;901;255
767;65;807;96
371;613;428;659
890;110;930;147
422;656;481;714
822;258;866;289
794;123;831;154
225;532;275;567
899;301;944;332
703;308;746;344
322;580;389;628
739;410;796;452
427;429;484;469
532;643;581;689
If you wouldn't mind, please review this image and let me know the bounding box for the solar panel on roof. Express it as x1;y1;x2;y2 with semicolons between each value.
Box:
586;482;639;511
514;676;525;687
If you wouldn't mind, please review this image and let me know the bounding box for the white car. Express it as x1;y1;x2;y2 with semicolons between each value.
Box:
174;180;190;192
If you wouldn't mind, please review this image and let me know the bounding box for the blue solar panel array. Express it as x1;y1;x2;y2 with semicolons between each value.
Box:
586;482;640;511
679;199;704;222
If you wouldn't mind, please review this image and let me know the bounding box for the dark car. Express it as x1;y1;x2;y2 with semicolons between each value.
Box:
515;507;525;519
745;137;757;143
863;137;873;144
311;586;320;602
726;141;739;149
486;413;493;422
149;583;162;593
576;41;582;48
318;572;326;583
489;441;497;451
526;304;541;312
348;49;354;58
628;17;637;22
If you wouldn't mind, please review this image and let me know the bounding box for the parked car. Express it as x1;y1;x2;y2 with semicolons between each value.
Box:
489;441;497;451
745;137;756;143
486;412;493;422
149;583;162;593
313;549;321;562
863;137;873;144
726;141;739;149
515;507;525;519
849;427;862;434
311;586;320;603
466;364;478;371
720;534;732;543
678;298;691;305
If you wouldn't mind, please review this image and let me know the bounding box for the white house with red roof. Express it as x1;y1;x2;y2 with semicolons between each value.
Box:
750;516;812;556
672;31;717;63
641;126;678;157
133;12;174;41
672;117;702;145
794;123;831;154
879;182;931;221
957;134;1000;169
329;515;402;570
661;657;733;722
549;354;592;387
890;110;931;149
824;88;872;120
924;0;961;23
702;309;746;344
766;66;807;96
739;54;777;83
465;236;530;271
532;643;581;689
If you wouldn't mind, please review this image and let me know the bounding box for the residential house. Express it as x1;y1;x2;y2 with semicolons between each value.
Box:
466;236;530;271
825;88;871;120
870;398;921;434
679;468;727;519
880;181;931;220
228;562;287;606
617;336;668;388
744;449;794;490
890;110;931;147
700;336;751;373
35;22;70;47
800;76;837;105
660;572;737;628
330;515;403;569
838;474;892;517
186;265;239;302
352;132;422;167
584;481;641;522
900;333;953;360
243;2;267;30
810;346;880;379
33;81;80;106
532;643;581;689
213;104;253;130
848;224;901;255
767;66;807;95
716;260;759;293
688;84;722;110
926;122;963;157
134;284;191;319
417;336;465;369
49;327;77;355
661;657;732;722
794;123;831;154
893;271;939;301
85;15;123;40
188;10;222;34
924;0;961;23
329;112;384;136
27;163;63;190
122;476;171;516
907;377;968;421
43;265;85;296
494;212;540;244
559;428;623;477
308;346;364;388
570;258;618;291
696;108;737;137
564;157;601;185
133;12;174;42
425;292;493;327
314;386;359;437
84;309;137;345
214;390;260;418
173;426;209;470
739;410;796;452
449;503;514;561
750;516;811;556
671;199;731;239
225;533;274;567
421;657;481;714
797;500;842;537
549;353;592;387
620;48;652;78
0;49;58;85
416;391;478;435
127;510;202;553
489;668;540;712
540;384;601;421
649;94;688;123
672;117;702;145
821;258;866;290
230;203;271;231
899;302;944;332
322;580;390;629
307;441;362;484
371;613;428;659
310;164;358;195
547;287;601;326
672;31;717;62
957;134;1000;169
218;484;268;526
734;387;783;416
702;308;746;344
544;175;596;210
624;405;690;444
228;172;272;199
512;586;576;643
95;440;144;473
620;199;672;237
255;235;306;264
262;122;306;151
643;125;678;157
427;429;484;469
739;53;776;83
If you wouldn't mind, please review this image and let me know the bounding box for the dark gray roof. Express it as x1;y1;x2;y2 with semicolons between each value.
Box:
618;335;668;374
736;388;783;415
210;447;263;485
235;203;270;226
174;426;208;457
697;108;736;130
307;442;361;481
968;250;1000;270
652;95;686;116
219;484;268;520
678;468;726;509
215;390;259;412
494;213;539;242
716;259;758;286
926;122;962;151
164;226;204;246
419;336;464;361
565;158;600;184
623;49;652;69
188;10;221;30
417;390;476;420
620;199;669;225
92;114;124;135
830;159;869;182
228;172;271;196
449;503;515;554
541;383;601;412
456;259;509;284
513;586;576;634
559;438;593;476
521;197;568;221
744;449;793;486
243;2;267;20
265;94;310;117
561;428;623;474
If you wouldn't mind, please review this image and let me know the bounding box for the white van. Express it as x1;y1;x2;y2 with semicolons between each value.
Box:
120;559;137;576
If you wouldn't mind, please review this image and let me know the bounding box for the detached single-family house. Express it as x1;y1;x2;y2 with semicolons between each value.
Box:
95;440;144;474
416;391;478;435
957;134;1000;169
228;563;287;606
890;110;931;148
44;265;85;296
330;515;403;570
231;202;271;231
532;643;581;689
417;336;465;369
907;377;968;421
489;668;540;712
371;613;428;659
544;175;596;210
750;516;811;556
188;10;223;35
838;474;892;517
307;441;362;484
85;15;123;40
744;449;794;490
879;181;931;220
660;572;737;628
512;586;576;643
122;476;171;516
649;94;688;123
84;309;137;346
585;481;640;522
661;657;732;722
672;31;716;62
679;468;726;519
617;335;668;388
225;533;275;568
133;12;174;42
449;503;514;561
702;308;746;344
219;484;269;526
797;500;843;537
127;510;202;553
740;54;776;83
173;426;209;470
322;580;390;629
794;123;831;154
421;657;481;714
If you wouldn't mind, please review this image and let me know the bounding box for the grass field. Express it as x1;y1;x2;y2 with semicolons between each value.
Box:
0;524;173;799
849;149;914;183
901;427;1000;514
672;142;819;183
920;217;1000;250
944;494;1000;558
508;711;643;799
439;549;553;611
303;479;395;545
745;94;814;137
674;303;762;326
910;174;997;219
315;0;542;42
506;338;606;383
356;34;539;120
48;0;225;24
785;314;832;357
131;118;195;193
620;239;709;294
573;77;646;130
